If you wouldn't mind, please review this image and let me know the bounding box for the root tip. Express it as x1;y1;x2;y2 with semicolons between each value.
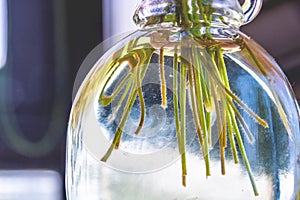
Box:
182;176;187;187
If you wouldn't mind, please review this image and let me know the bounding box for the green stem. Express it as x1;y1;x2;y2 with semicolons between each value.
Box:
230;108;259;196
99;60;123;106
188;65;204;149
176;0;191;27
173;46;182;148
228;99;255;143
160;47;167;108
101;48;154;161
216;46;258;188
100;72;131;106
219;126;226;175
243;42;267;76
193;49;211;177
191;0;200;23
101;83;138;161
211;79;228;174
226;109;239;164
134;66;146;135
180;57;188;186
196;0;208;24
225;86;268;128
243;40;291;136
215;46;268;127
99;38;141;106
108;77;134;122
198;51;212;146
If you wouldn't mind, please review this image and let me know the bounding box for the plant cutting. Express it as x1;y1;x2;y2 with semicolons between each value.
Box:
66;0;300;199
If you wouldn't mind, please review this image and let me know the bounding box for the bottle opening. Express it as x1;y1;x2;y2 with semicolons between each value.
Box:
134;0;245;29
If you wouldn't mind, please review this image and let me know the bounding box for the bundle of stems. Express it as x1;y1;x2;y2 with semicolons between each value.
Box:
97;0;291;196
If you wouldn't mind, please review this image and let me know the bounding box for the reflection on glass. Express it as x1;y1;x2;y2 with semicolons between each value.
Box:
0;0;7;69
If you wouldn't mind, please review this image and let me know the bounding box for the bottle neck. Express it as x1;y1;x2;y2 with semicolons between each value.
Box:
133;0;244;30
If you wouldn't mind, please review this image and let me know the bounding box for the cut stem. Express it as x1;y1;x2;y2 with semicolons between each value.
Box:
188;66;204;149
229;107;259;196
101;83;138;161
179;57;188;186
135;66;146;135
108;77;134;122
193;49;211;177
160;47;167;108
173;46;182;148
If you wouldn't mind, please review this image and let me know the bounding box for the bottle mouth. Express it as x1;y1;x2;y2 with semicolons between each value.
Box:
133;0;177;27
133;0;245;29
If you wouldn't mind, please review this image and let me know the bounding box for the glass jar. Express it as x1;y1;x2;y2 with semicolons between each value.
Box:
66;0;300;199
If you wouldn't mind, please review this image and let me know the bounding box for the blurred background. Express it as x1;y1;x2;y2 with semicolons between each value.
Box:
0;0;299;199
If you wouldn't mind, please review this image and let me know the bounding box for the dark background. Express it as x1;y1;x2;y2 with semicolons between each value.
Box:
0;0;299;199
0;0;102;199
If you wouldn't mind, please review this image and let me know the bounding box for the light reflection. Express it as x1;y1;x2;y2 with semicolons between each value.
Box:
0;170;62;200
0;0;7;69
102;0;137;39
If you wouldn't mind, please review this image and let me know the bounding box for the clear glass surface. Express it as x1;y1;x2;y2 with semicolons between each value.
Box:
66;27;300;200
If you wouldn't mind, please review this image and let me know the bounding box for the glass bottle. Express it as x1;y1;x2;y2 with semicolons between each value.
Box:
66;0;300;199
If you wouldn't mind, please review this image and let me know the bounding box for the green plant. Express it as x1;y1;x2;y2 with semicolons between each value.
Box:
92;0;291;196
